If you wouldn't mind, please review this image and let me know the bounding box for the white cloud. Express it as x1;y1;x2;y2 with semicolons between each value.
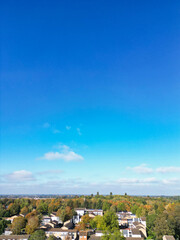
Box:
38;145;83;162
156;166;180;173
53;129;61;134
5;170;34;182
40;151;83;161
127;164;153;174
1;176;180;195
162;178;180;185
43;122;50;128
77;128;82;135
66;126;71;130
38;170;63;175
117;177;157;185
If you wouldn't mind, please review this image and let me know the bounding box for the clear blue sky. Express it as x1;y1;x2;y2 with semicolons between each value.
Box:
1;0;180;195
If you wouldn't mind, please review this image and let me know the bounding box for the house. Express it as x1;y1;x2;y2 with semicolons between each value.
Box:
3;228;12;235
45;228;78;240
132;222;147;238
121;228;145;239
89;235;101;240
131;229;142;238
5;215;18;223
126;238;144;240
79;231;88;240
74;208;103;224
61;220;74;230
50;212;61;223
0;235;30;240
117;212;136;227
74;208;86;216
86;209;103;216
73;214;81;224
74;208;103;217
41;215;51;225
140;217;146;227
163;236;175;240
122;229;131;238
79;230;94;240
95;230;104;237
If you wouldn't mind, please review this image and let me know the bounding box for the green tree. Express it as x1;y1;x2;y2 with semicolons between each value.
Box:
79;214;91;230
117;203;126;212
0;219;8;235
110;205;117;213
8;203;20;216
20;206;29;215
102;230;125;240
136;207;142;217
96;199;103;209
11;216;26;234
36;201;48;214
25;216;40;234
47;235;57;240
29;230;46;240
57;207;67;223
90;215;104;229
102;202;111;211
154;214;174;240
102;211;119;233
146;214;157;238
131;205;138;215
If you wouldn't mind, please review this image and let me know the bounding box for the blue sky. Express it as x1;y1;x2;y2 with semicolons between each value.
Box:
1;0;180;195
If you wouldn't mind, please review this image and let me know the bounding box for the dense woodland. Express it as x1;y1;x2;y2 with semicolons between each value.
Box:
0;194;179;240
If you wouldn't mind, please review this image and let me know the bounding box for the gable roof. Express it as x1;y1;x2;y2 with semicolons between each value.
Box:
163;236;175;240
46;228;77;233
131;229;141;235
89;235;101;240
0;235;30;240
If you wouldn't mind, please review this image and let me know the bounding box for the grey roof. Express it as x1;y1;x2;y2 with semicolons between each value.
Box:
133;222;141;226
131;229;141;235
88;235;101;240
126;238;144;240
163;236;175;240
46;228;77;233
0;235;30;240
64;221;74;229
75;208;86;210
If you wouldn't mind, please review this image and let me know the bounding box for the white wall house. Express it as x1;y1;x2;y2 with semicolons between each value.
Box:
42;216;51;225
74;208;86;216
50;213;61;223
86;209;103;216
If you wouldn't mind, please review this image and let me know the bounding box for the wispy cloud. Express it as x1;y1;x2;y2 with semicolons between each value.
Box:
156;166;180;173
38;145;83;162
53;129;61;134
37;170;63;175
127;164;153;174
43;122;50;128
117;177;157;185
66;126;71;130
77;128;82;135
39;151;83;161
128;164;180;174
1;176;179;195
4;170;35;182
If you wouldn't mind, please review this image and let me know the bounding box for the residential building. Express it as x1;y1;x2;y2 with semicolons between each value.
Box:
163;236;175;240
0;235;30;240
45;228;78;240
